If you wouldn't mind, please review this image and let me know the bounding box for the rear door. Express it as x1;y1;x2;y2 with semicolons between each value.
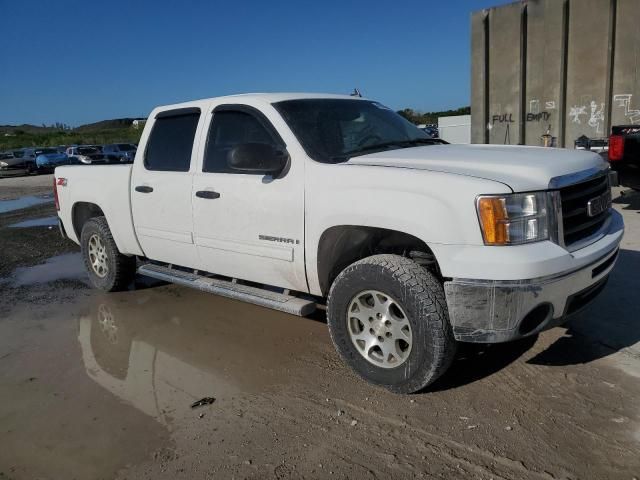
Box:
131;107;203;267
191;103;307;291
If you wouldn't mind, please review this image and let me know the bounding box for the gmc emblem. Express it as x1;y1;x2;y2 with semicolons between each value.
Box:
587;190;612;217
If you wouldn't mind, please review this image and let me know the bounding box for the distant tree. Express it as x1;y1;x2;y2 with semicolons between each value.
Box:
397;106;470;125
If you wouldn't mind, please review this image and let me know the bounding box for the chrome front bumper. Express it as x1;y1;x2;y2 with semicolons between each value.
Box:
444;244;620;343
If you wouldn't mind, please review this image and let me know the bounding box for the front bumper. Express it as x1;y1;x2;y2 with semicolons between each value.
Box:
444;213;623;343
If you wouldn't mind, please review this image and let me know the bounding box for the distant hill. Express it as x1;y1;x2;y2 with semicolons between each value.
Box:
74;118;146;133
0;124;59;135
0;118;146;150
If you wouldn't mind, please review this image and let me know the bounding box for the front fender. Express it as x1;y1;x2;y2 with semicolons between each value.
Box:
305;163;512;295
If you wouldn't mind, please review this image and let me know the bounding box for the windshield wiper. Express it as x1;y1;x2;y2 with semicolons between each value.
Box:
335;138;443;161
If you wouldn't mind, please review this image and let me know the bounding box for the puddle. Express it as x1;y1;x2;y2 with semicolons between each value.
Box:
9;252;86;286
77;287;325;424
0;194;53;214
8;216;58;228
0;286;329;479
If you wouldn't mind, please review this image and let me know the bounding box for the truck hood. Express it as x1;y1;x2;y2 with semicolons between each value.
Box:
345;144;607;191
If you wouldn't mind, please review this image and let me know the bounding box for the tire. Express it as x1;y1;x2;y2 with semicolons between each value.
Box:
80;216;136;292
327;254;456;394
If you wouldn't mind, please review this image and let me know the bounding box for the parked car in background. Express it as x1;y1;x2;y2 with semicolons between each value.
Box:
12;148;38;173
102;143;137;163
0;152;30;176
421;126;439;138
66;146;118;165
35;148;69;173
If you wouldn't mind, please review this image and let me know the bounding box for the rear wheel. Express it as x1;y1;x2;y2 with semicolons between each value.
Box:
327;254;456;394
80;216;135;291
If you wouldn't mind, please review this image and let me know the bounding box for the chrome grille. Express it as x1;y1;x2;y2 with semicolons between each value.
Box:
559;174;610;247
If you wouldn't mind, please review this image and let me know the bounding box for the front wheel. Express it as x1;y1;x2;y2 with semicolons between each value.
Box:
80;216;136;291
327;254;456;394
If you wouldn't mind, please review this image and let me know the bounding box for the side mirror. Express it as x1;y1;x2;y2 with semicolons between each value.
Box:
227;143;288;175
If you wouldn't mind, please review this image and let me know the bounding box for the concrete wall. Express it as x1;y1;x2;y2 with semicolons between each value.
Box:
524;0;565;145
438;115;471;144
471;0;640;147
611;0;640;126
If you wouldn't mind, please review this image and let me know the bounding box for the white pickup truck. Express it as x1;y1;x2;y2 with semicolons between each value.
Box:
54;93;623;393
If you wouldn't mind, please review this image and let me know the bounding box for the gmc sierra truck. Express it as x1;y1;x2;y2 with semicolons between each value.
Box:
54;93;624;393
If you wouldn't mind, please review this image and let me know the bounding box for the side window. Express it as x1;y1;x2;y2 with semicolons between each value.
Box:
203;110;279;173
145;110;200;172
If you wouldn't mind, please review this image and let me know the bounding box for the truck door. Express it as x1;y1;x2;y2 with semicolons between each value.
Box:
191;104;307;292
131;107;202;268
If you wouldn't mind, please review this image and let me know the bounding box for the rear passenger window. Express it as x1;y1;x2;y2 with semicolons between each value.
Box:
145;110;200;172
203;110;279;173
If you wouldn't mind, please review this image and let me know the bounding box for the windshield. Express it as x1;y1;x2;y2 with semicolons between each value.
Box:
273;99;438;163
117;144;135;151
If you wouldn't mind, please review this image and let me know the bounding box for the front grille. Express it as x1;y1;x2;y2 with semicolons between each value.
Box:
559;174;610;247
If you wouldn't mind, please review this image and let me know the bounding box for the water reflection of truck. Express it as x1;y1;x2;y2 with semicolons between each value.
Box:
77;291;317;422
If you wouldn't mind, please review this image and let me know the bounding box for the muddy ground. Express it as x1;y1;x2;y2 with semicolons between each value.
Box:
1;174;639;480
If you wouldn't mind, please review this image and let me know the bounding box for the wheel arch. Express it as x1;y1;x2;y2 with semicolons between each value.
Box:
316;225;440;296
72;202;106;240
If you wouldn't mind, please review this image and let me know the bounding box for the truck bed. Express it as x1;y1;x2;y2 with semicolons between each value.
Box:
55;164;144;256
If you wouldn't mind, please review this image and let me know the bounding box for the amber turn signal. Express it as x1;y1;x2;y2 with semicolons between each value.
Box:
477;197;508;245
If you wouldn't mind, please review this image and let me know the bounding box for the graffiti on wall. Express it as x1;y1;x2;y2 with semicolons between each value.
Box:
587;101;605;133
569;100;605;134
491;113;515;124
569;105;587;124
526;111;551;122
529;99;540;114
490;98;552;125
527;99;552;122
488;99;555;145
613;94;640;124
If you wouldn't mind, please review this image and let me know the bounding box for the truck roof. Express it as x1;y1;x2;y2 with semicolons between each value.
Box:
153;92;366;112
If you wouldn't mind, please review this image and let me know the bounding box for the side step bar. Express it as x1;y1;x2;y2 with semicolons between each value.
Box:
137;263;316;317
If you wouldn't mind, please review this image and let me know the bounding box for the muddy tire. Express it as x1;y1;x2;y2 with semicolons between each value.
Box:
80;216;135;292
327;254;456;394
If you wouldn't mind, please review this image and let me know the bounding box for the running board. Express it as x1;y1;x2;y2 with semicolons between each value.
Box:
137;263;316;316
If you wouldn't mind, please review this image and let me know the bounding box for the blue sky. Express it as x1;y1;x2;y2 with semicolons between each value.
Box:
1;0;513;126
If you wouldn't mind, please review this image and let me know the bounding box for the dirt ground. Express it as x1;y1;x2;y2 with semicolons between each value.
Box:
1;174;639;480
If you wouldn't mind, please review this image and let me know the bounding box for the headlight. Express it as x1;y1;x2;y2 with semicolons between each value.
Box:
476;192;556;245
0;161;7;167
78;155;91;163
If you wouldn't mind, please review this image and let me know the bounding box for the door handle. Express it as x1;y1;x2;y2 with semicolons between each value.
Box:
135;185;153;193
195;190;221;199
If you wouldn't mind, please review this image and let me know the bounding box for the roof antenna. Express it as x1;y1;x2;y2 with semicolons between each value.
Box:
350;88;362;98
